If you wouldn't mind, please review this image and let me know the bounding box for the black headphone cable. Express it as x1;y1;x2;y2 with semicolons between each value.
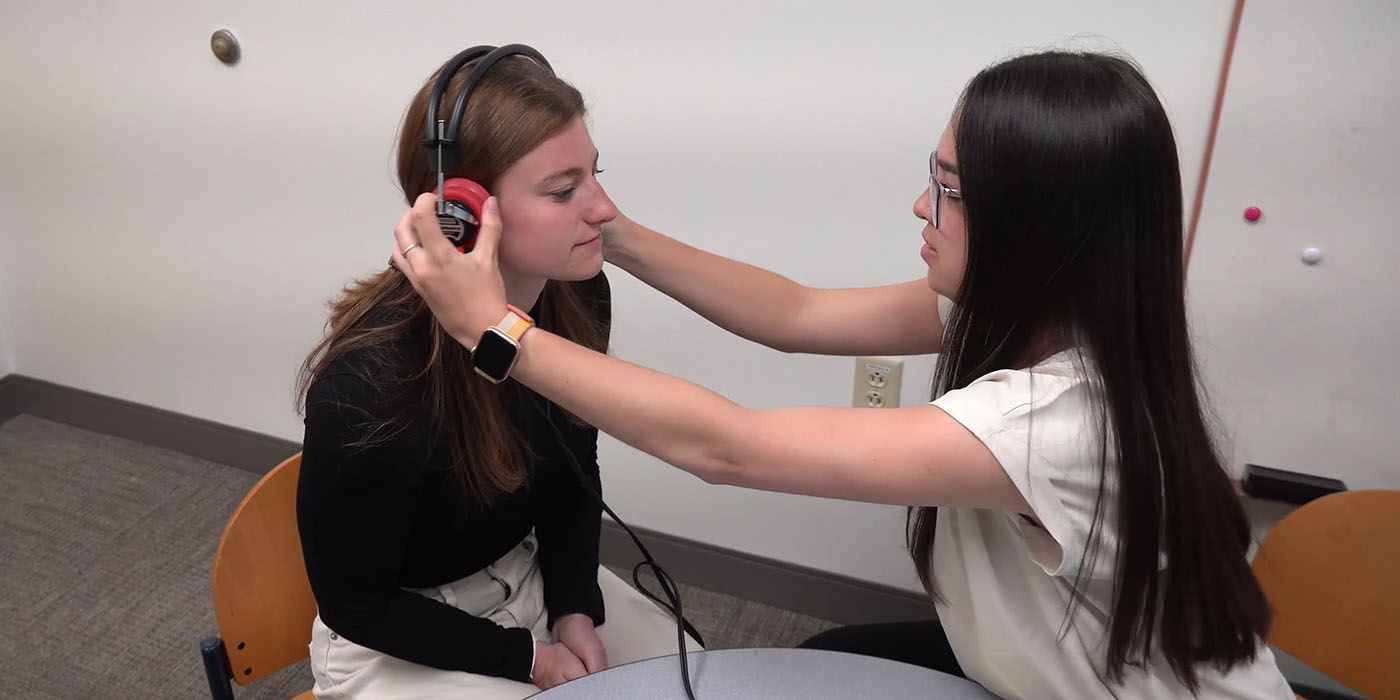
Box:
531;395;703;700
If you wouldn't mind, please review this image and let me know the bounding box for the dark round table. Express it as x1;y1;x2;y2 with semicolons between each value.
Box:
530;648;1003;699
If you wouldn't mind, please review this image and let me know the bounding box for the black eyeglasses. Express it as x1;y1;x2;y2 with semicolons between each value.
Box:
929;151;962;229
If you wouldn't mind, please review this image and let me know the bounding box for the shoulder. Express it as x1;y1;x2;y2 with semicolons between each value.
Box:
306;306;432;423
932;351;1090;434
305;369;429;433
933;352;1108;578
319;303;430;374
930;352;1101;524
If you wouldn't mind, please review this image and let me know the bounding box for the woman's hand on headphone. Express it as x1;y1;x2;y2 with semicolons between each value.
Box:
599;211;637;265
391;193;508;349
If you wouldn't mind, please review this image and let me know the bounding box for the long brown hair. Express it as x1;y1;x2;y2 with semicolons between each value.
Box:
909;52;1269;691
297;52;608;504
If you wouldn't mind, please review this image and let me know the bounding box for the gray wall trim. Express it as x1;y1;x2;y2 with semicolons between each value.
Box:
0;374;22;425
600;522;935;627
0;372;934;626
0;374;300;473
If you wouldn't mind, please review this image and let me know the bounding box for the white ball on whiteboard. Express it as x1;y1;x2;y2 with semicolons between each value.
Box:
1301;247;1322;265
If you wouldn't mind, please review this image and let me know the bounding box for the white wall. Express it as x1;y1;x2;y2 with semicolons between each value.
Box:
0;283;12;376
1188;0;1400;493
0;326;12;378
0;322;12;377
0;192;16;377
0;0;1232;591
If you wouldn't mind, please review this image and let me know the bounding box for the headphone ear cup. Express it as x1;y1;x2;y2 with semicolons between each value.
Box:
437;178;492;252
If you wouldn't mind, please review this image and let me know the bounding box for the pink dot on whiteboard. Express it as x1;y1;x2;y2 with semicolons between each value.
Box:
1244;206;1262;222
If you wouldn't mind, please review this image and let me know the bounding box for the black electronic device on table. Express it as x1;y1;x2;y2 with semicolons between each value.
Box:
1241;464;1347;505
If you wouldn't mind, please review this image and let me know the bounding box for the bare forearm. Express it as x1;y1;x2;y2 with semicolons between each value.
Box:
608;218;813;353
508;330;1020;511
513;328;746;483
607;218;945;356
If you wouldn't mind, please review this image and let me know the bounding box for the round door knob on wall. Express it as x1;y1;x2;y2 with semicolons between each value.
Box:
1243;206;1262;222
1301;247;1322;265
211;29;240;65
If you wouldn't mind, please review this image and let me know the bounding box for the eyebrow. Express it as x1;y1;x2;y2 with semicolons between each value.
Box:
935;157;959;176
540;152;600;186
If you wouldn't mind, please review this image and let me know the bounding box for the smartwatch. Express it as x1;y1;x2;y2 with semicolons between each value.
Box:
470;305;534;383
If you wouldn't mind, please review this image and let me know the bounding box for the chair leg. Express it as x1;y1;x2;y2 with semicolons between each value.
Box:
200;636;237;700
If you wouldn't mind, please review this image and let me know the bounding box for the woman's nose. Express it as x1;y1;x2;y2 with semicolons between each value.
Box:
913;187;933;222
588;184;620;225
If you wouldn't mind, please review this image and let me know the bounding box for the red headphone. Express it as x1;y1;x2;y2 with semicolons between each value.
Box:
423;44;552;252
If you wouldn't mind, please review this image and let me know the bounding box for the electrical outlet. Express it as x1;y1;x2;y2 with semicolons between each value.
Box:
853;356;902;408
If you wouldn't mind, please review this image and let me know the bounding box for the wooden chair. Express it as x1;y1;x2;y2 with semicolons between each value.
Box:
200;452;317;700
1251;489;1400;700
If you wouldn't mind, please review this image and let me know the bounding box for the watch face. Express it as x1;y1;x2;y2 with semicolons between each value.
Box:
472;329;519;382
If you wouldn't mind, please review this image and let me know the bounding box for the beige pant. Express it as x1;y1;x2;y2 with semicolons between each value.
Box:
309;532;702;699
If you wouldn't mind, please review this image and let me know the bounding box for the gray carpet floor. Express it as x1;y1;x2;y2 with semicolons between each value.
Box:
0;414;838;699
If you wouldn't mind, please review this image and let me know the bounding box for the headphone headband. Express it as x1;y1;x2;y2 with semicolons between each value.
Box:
422;43;553;172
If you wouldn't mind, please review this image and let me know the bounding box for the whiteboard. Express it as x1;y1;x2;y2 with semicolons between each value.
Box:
1188;0;1400;491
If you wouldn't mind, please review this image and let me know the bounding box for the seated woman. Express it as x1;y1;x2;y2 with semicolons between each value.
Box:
294;46;698;700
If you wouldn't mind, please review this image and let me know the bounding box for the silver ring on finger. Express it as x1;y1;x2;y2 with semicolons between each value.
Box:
401;243;419;256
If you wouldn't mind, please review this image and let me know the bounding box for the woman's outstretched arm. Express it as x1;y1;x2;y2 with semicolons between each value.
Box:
605;215;944;356
390;194;1028;515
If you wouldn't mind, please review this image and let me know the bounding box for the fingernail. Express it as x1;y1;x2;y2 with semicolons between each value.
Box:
485;196;498;212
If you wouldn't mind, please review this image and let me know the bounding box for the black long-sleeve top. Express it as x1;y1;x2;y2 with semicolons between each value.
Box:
296;273;610;683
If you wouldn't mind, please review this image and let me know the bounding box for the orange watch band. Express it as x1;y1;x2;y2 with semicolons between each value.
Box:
500;304;534;342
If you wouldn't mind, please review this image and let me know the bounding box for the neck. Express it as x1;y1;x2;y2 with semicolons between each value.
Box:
1017;327;1071;368
501;268;547;316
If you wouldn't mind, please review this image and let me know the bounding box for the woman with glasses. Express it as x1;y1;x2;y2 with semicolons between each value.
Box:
386;50;1294;699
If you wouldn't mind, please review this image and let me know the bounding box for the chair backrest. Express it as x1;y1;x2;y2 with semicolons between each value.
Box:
211;452;317;685
1251;489;1400;700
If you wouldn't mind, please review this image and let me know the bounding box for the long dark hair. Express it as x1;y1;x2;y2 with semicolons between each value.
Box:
296;52;608;504
908;51;1269;691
